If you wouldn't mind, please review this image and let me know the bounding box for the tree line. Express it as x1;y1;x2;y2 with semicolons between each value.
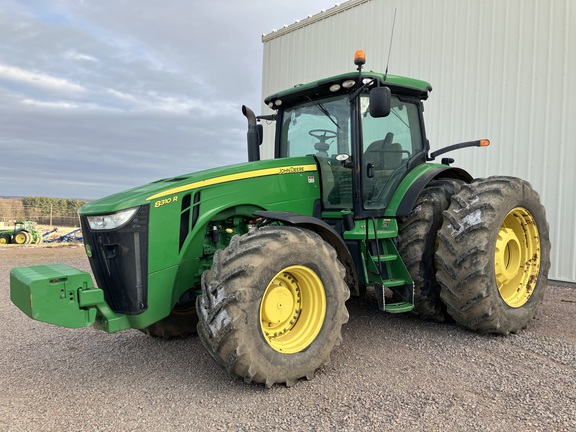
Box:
0;197;89;227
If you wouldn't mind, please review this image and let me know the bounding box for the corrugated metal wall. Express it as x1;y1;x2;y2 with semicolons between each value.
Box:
261;0;576;282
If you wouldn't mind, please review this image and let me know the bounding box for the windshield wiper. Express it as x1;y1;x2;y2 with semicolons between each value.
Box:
306;97;340;129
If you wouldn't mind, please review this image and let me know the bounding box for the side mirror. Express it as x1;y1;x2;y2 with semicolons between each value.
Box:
369;86;391;118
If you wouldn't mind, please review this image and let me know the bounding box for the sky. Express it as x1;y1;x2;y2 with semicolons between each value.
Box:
0;1;340;199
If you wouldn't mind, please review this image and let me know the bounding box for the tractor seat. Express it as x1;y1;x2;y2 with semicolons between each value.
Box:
363;140;405;200
365;140;404;170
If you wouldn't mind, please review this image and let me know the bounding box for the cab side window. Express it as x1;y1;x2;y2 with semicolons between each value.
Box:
361;96;423;209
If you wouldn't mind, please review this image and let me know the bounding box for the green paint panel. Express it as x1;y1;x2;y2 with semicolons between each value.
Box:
78;156;319;216
146;156;320;274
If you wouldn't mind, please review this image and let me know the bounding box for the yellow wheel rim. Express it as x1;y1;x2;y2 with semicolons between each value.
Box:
260;265;326;354
14;233;27;244
495;207;541;308
0;237;7;244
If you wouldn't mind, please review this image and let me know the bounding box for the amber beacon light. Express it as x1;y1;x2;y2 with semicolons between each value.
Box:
354;50;366;66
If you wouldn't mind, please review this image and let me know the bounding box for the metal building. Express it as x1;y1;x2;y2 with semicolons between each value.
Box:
260;0;576;283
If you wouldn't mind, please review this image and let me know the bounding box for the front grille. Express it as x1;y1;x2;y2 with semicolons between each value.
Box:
80;205;149;315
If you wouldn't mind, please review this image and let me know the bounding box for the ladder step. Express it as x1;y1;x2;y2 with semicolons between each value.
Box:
384;302;414;313
382;278;406;288
372;254;397;263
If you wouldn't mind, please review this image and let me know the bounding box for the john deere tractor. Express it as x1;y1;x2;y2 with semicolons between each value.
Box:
10;52;550;387
1;221;42;245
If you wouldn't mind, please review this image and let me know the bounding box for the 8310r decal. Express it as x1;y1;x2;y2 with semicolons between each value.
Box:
155;196;179;208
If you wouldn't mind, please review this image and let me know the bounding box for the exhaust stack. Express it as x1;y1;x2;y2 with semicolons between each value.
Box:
242;105;262;162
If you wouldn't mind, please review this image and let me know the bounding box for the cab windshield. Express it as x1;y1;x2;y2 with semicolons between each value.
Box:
278;95;351;159
279;95;352;209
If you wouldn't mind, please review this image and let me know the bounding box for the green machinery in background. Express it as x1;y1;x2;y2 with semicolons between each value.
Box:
1;220;42;244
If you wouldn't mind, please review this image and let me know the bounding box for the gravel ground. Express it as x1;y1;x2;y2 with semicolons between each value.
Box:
1;245;575;431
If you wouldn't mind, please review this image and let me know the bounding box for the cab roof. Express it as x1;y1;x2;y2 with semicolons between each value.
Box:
264;71;433;108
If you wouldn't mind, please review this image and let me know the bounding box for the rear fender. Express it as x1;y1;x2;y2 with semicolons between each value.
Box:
385;165;472;217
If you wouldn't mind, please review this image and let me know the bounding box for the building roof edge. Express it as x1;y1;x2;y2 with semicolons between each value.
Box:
261;0;370;42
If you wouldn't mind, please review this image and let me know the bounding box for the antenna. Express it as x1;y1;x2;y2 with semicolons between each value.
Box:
384;8;397;81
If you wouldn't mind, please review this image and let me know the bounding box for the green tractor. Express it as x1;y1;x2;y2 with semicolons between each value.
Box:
10;52;550;387
1;220;42;245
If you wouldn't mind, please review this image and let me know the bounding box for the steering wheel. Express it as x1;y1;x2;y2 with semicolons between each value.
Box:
309;129;337;157
309;129;337;143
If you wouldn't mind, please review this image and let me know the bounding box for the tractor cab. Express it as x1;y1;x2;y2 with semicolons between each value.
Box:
14;221;33;232
263;51;431;219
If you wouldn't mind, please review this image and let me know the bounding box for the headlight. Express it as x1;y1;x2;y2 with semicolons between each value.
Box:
87;207;138;231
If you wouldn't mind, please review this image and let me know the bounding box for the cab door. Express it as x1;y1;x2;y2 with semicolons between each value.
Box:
359;94;426;213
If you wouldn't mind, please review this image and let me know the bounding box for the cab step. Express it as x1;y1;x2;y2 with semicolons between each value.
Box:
374;282;414;313
384;302;414;313
372;254;398;263
382;278;406;287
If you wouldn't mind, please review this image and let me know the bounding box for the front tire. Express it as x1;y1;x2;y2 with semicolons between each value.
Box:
196;226;350;387
141;303;198;339
436;177;551;334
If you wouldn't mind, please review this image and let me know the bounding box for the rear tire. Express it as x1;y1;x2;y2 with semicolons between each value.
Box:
197;226;349;387
13;232;30;244
436;176;551;334
397;179;463;322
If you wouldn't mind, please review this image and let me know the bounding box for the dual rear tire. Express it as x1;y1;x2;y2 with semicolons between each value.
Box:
398;179;463;322
435;176;551;334
400;176;550;334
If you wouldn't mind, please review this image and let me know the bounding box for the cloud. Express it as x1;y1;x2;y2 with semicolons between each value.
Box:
0;0;339;199
0;63;85;93
63;50;98;63
21;99;79;109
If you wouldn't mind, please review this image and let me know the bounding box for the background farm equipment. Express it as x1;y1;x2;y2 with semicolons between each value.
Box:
0;221;42;244
43;228;83;243
41;227;59;239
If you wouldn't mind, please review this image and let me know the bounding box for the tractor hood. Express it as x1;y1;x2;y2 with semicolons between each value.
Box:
79;157;318;216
